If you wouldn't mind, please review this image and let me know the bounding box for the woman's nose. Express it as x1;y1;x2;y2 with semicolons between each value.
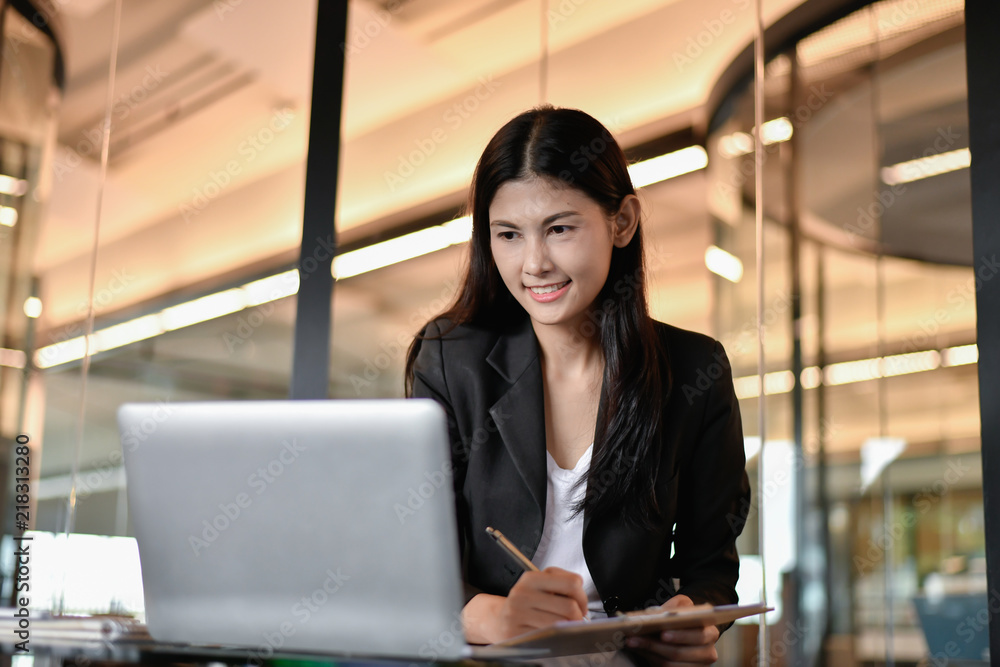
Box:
523;237;552;275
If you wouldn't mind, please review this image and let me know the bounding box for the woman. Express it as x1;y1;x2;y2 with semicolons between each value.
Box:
404;106;750;665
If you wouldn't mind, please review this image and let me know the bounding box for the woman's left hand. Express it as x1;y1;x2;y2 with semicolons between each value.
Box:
624;594;720;665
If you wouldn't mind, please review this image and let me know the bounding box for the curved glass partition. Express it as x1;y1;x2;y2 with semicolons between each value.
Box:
709;0;977;663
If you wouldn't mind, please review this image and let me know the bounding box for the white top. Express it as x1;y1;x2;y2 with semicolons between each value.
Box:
531;443;607;619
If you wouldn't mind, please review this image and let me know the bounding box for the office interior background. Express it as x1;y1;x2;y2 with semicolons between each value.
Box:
0;0;988;664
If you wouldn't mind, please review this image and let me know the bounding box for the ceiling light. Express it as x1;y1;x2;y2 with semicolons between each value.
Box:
94;315;163;352
881;147;971;185
761;118;793;145
764;370;795;394
243;270;299;306
881;350;940;377
332;216;472;280
0;175;27;197
32;215;466;365
23;297;42;319
732;346;960;398
0;206;18;227
732;375;760;399
160;289;246;331
705;245;744;283
629;146;708;187
0;348;26;369
824;358;879;385
35;336;92;369
34;270;307;368
942;344;977;367
732;371;798;399
717;118;793;158
800;366;822;389
442;215;473;242
719;132;754;158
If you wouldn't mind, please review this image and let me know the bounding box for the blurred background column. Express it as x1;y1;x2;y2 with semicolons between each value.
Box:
965;1;1000;660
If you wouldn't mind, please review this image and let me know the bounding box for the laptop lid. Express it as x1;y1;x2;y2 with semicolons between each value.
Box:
120;399;469;660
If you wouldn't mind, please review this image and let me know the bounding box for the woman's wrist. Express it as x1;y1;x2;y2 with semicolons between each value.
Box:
461;593;504;644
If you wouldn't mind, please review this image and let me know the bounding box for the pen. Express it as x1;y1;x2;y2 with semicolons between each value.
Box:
485;526;591;622
485;526;539;572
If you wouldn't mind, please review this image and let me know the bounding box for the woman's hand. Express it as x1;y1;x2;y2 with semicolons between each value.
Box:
624;594;720;665
462;567;588;643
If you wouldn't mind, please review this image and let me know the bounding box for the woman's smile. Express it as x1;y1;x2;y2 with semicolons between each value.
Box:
527;280;572;300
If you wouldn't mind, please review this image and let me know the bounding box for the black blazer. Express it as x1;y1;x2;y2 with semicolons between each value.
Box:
410;313;750;617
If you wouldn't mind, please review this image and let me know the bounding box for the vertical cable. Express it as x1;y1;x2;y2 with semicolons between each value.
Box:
753;0;768;663
866;5;894;665
877;255;893;667
0;1;8;93
817;247;835;637
539;0;549;104
786;50;806;667
59;0;122;614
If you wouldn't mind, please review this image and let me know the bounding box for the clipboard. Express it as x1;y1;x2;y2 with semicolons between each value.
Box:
492;602;770;657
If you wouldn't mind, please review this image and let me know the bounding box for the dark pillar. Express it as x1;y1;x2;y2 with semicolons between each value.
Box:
965;1;1000;658
290;1;348;400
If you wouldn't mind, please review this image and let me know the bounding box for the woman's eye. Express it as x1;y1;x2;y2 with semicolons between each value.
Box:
497;231;517;241
550;225;570;234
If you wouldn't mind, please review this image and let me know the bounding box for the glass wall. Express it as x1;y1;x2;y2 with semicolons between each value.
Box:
0;1;62;604
22;0;313;614
17;0;987;665
709;0;978;663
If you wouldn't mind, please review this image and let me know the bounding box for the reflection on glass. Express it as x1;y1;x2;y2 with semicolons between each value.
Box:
710;1;974;663
30;0;315;614
0;1;62;611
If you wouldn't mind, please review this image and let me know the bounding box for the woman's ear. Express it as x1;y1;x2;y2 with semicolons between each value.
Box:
612;194;641;248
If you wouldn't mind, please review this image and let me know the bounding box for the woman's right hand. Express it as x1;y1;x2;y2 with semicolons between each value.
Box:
462;567;589;643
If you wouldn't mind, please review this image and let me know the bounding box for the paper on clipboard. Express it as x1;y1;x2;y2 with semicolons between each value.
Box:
492;602;770;657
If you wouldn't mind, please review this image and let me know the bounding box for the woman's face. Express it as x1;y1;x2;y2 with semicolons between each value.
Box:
488;177;622;333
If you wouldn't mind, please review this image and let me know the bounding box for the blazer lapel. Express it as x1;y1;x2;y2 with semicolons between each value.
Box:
486;316;548;518
581;383;607;538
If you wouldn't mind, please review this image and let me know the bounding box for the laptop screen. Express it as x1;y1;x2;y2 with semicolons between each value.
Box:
120;399;466;659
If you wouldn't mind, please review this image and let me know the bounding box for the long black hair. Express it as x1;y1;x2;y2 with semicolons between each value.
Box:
404;106;669;527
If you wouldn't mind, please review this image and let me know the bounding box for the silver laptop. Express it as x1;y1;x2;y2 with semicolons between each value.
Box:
119;399;530;660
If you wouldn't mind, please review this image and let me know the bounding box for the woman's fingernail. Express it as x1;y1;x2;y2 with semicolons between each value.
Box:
661;631;675;641
626;637;642;648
